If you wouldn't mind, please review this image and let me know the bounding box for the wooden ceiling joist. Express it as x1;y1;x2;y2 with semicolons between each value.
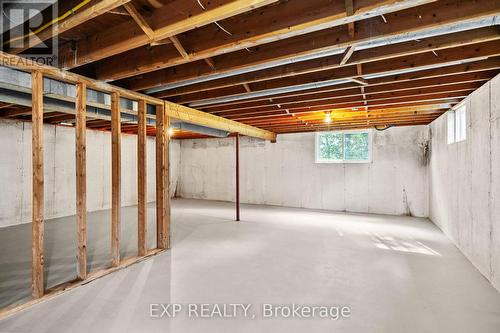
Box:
202;71;493;113
94;0;436;81
119;0;500;92
59;0;278;69
209;82;481;116
123;2;155;40
9;0;499;135
197;60;500;111
10;0;132;55
165;40;500;103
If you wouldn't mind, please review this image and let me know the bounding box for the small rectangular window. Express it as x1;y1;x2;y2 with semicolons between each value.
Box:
316;130;371;163
447;103;466;144
447;111;455;144
455;104;466;142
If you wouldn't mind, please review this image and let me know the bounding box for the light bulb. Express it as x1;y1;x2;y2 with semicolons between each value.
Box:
325;112;331;123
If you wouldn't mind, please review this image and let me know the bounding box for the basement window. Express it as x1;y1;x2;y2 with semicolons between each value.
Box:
447;103;466;144
315;130;371;163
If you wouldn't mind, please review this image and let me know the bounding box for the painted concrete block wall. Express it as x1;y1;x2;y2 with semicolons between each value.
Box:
429;74;500;292
0;118;180;227
179;126;430;217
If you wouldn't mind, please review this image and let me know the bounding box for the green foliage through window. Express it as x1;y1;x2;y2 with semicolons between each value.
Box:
316;131;370;162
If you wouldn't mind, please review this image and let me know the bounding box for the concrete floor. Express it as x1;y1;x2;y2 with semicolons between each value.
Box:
1;199;500;332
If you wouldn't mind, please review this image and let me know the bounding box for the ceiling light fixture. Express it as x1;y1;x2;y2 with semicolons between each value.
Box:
325;111;332;123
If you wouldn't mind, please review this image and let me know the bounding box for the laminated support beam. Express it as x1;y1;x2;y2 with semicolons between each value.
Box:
31;70;44;299
164;101;276;141
75;82;87;280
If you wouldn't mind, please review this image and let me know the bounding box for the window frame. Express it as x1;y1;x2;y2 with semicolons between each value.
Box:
447;102;467;144
315;129;372;164
454;103;466;142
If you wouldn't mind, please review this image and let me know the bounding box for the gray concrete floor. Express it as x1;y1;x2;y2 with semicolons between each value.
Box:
0;204;158;308
1;199;500;332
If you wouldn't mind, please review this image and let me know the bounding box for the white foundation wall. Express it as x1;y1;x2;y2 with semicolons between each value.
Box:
0;118;180;227
429;74;500;292
179;125;430;217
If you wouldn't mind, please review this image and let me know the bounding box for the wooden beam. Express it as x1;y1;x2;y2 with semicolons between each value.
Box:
243;83;251;92
121;0;500;91
165;113;171;250
95;0;436;81
152;32;500;98
60;0;278;69
164;101;276;141
0;249;164;321
111;92;121;267
138;100;147;256
211;81;481;115
169;36;190;59
31;70;44;299
204;57;216;70
75;82;87;280
124;3;155;40
227;93;465;119
351;77;368;85
11;0;131;54
155;104;167;249
340;46;355;65
165;40;500;101
198;59;500;110
345;0;355;38
0;51;276;141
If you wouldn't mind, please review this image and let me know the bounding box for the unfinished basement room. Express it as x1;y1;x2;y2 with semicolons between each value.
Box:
0;0;499;332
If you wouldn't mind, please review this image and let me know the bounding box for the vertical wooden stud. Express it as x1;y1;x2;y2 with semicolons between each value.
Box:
165;112;171;249
75;82;87;279
31;70;44;298
155;103;167;249
138;100;147;256
235;133;240;221
111;92;121;266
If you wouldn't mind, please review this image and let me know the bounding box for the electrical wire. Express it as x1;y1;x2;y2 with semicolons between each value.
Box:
196;0;233;37
3;0;92;47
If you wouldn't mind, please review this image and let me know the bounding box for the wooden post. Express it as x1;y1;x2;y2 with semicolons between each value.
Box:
235;133;240;221
111;92;121;266
31;71;44;298
75;82;87;279
156;103;166;249
165;113;171;249
138;100;147;256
